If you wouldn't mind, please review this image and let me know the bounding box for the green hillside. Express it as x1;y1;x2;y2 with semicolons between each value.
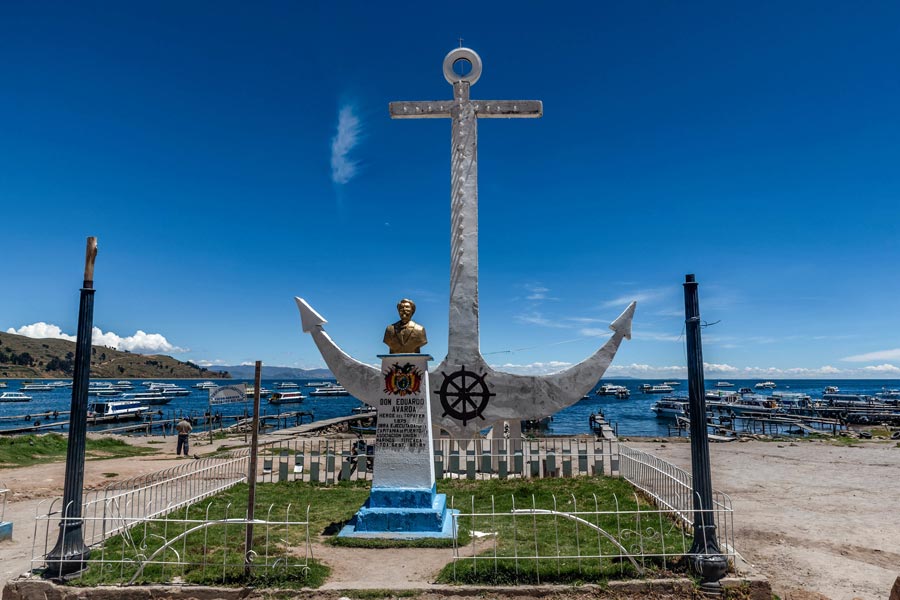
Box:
0;331;230;380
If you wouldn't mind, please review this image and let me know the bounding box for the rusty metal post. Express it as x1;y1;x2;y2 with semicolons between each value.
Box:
45;237;98;577
683;274;728;589
244;361;262;577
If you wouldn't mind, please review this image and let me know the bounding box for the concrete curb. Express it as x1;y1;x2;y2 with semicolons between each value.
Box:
4;575;770;600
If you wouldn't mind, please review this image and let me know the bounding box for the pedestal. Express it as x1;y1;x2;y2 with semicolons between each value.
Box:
339;354;457;539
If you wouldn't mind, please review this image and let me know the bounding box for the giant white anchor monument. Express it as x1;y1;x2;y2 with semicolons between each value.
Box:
296;47;635;537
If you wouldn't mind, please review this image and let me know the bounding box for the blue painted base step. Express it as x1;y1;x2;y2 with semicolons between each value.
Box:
338;486;458;539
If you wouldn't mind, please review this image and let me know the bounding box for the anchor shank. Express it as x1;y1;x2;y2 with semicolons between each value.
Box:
448;81;481;364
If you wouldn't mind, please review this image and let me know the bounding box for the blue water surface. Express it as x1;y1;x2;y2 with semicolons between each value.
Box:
1;377;896;437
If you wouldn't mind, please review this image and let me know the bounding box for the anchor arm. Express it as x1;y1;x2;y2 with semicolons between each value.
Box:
295;298;382;406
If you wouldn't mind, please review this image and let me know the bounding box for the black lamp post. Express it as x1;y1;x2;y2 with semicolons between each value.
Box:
45;237;97;577
683;274;728;588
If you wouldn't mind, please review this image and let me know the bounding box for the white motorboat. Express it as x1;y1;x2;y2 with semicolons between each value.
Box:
754;381;776;389
245;386;272;397
876;388;900;403
650;397;688;418
824;386;839;394
596;384;629;396
707;394;780;415
88;400;149;419
269;391;305;404
773;392;814;409
275;382;300;390
0;382;7;388
309;384;350;397
20;383;54;391
305;381;331;387
714;382;734;388
158;387;191;397
192;381;219;390
663;381;681;386
0;392;32;402
120;392;171;405
640;384;674;394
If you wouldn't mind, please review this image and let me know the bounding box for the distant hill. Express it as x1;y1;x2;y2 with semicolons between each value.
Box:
0;331;230;380
209;365;333;380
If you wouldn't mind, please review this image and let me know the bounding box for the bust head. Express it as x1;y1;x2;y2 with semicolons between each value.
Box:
397;298;416;324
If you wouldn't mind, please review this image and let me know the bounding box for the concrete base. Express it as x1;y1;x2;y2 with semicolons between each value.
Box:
338;485;458;539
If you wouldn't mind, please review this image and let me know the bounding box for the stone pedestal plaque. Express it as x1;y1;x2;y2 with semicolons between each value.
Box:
339;354;456;538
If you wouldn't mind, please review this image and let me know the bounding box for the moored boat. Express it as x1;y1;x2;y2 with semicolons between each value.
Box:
650;397;689;419
707;394;781;415
245;386;272;397
754;381;776;389
269;391;305;404
87;400;149;419
20;383;54;391
640;384;674;394
715;382;734;388
275;382;300;390
308;384;350;397
120;392;171;405
192;381;219;390
0;392;32;402
596;384;629;397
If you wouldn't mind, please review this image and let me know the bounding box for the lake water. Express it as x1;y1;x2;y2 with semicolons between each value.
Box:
1;378;896;437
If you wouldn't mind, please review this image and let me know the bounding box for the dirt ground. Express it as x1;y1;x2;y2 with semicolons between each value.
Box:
628;437;900;600
0;434;897;599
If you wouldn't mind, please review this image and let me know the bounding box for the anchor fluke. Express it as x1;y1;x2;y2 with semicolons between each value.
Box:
610;301;637;340
295;297;327;332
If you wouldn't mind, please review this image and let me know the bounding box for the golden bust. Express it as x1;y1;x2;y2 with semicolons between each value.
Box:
383;298;428;353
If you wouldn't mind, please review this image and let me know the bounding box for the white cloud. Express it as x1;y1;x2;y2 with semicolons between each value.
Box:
861;364;900;374
841;348;900;362
491;360;572;375
330;104;362;184
607;363;686;375
525;285;551;301
7;322;75;341
704;362;739;373
196;359;229;367
579;327;613;338
514;311;569;328
600;289;664;309
7;322;185;354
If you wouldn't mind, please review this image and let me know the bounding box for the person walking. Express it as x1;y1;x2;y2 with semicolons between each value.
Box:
175;417;193;456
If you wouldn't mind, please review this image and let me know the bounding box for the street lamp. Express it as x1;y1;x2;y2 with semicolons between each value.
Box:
683;274;728;590
45;237;97;577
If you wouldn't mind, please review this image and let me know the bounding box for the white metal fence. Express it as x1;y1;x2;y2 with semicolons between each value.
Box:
234;436;620;484
447;492;729;584
30;438;735;585
618;444;734;548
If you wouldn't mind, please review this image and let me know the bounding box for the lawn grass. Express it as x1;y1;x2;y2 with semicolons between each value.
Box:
76;475;691;588
0;433;155;468
437;476;688;585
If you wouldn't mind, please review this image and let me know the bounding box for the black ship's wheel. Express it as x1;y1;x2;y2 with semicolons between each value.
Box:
435;366;495;426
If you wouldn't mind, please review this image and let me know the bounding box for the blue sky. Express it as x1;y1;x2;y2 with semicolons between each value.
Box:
2;2;899;379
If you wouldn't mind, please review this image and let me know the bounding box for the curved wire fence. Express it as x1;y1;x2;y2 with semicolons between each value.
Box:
29;438;735;586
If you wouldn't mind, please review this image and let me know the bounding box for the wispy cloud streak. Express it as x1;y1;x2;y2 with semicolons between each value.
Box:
841;348;900;362
330;104;361;184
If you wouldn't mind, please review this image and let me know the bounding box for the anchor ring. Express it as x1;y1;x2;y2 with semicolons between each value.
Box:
443;47;482;86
